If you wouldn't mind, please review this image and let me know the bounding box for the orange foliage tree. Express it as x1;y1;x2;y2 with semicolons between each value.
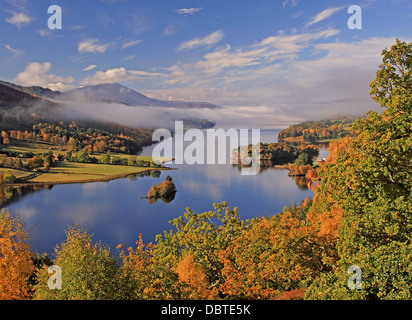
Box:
0;209;35;300
175;254;217;300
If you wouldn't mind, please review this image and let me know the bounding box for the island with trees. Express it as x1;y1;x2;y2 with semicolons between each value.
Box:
144;175;177;204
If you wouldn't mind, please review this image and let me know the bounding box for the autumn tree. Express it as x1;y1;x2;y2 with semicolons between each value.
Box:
1;131;10;145
306;39;412;300
0;209;35;300
117;235;158;299
117;234;187;300
175;254;217;300
66;137;78;151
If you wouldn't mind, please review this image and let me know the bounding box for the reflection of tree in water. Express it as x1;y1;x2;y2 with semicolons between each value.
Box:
232;158;294;175
0;184;52;208
147;192;176;204
232;159;311;190
292;176;309;190
129;170;162;181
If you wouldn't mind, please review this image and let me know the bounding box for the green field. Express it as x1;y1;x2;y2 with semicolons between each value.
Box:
29;161;157;184
1;140;58;155
0;168;34;180
0;140;172;185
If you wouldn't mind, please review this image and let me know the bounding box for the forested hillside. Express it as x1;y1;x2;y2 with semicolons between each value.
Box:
278;116;361;144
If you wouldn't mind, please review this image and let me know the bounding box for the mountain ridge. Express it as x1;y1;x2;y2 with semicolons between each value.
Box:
66;83;219;109
0;80;218;109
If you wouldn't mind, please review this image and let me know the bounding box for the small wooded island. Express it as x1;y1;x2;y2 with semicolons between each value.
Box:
144;175;177;204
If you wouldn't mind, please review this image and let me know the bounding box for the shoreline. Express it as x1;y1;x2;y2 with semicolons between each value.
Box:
1;167;177;188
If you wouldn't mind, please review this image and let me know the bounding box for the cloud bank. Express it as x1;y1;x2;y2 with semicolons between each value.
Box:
14;62;75;91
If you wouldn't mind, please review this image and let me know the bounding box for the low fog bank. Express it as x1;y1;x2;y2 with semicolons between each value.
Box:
48;93;376;132
56;99;305;131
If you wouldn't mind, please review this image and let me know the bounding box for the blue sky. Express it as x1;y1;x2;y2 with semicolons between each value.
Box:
1;0;412;124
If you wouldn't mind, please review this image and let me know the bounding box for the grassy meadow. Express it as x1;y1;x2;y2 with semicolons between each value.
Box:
0;140;171;185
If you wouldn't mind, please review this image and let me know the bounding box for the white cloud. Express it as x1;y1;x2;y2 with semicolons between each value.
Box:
14;62;75;92
123;55;136;60
99;13;116;26
176;30;225;51
6;12;32;28
255;28;339;51
123;54;136;61
81;67;128;84
37;29;52;37
122;39;142;49
5;44;24;56
80;67;164;85
306;7;346;26
71;24;87;30
82;65;97;71
175;8;203;16
292;11;304;19
164;24;182;36
283;0;299;8
78;39;111;54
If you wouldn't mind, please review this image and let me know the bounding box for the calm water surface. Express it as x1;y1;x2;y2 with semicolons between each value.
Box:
4;129;328;255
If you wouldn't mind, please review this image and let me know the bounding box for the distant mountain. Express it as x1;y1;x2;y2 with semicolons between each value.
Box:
65;83;219;109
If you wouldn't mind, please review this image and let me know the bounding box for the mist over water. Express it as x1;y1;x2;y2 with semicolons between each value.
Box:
56;97;300;130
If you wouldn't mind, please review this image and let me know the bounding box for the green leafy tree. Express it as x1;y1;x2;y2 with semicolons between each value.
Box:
99;153;111;165
295;153;310;166
75;150;90;163
33;225;123;300
3;171;16;184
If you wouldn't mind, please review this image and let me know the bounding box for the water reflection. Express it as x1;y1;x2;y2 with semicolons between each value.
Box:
146;192;176;204
0;184;53;208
